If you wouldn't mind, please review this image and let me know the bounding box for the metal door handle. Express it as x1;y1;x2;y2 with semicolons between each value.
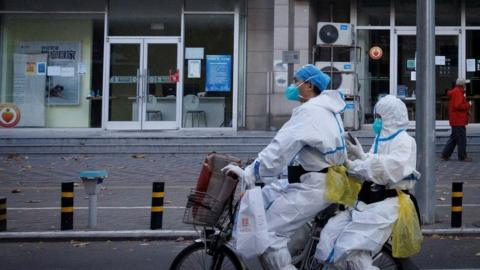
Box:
144;69;149;100
136;69;141;102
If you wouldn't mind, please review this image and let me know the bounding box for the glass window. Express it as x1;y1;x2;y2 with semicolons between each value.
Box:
108;0;181;36
436;0;460;26
183;14;234;128
184;0;236;12
466;31;480;123
0;0;105;11
357;0;390;26
466;0;480;26
357;30;390;124
396;35;416;121
395;0;416;26
0;14;104;128
315;0;350;23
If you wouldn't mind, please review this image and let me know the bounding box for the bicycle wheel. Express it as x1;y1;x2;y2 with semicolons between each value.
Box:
372;246;402;270
170;242;246;270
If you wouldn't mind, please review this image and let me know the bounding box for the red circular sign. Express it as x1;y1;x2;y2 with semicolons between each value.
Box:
0;103;21;128
369;46;383;60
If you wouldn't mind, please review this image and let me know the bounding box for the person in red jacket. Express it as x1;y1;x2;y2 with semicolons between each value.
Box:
441;78;472;162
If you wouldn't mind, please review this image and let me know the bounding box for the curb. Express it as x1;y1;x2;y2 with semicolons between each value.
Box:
421;228;480;236
0;230;198;242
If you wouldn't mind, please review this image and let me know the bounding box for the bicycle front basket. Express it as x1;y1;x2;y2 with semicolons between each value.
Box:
183;189;226;226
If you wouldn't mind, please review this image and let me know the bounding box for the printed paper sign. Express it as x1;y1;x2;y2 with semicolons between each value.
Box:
466;59;476;72
188;60;201;78
205;55;231;92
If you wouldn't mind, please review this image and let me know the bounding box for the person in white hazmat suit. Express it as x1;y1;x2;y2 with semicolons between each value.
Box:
222;64;348;270
315;95;421;270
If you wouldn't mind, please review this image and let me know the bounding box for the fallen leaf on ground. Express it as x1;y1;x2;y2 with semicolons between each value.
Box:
7;154;24;161
25;200;41;203
70;240;89;247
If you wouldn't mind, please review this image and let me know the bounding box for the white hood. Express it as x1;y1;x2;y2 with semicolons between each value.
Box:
308;90;346;114
374;95;409;136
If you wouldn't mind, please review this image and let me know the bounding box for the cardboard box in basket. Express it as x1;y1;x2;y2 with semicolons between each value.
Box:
191;153;241;224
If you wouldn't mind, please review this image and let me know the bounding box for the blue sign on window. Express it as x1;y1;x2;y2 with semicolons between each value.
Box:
205;55;231;92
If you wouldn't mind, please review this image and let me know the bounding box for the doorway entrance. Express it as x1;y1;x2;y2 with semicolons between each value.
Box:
104;37;182;130
394;30;459;125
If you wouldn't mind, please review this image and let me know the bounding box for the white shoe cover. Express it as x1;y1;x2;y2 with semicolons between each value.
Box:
260;247;297;270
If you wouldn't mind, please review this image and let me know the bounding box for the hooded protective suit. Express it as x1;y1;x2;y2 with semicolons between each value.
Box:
315;95;420;270
254;89;347;270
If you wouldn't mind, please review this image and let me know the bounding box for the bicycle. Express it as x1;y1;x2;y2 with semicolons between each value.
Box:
169;155;404;270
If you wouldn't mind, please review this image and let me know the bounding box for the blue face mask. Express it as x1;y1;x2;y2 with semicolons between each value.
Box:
285;84;300;101
284;80;310;101
372;118;383;135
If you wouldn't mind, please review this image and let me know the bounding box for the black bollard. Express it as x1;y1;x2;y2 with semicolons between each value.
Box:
61;182;74;230
0;197;6;231
451;182;463;228
150;182;164;230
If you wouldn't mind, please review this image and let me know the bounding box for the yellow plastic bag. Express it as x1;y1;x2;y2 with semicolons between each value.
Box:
392;189;423;258
325;165;361;206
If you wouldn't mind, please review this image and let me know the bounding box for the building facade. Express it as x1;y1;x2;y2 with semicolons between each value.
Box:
0;0;479;131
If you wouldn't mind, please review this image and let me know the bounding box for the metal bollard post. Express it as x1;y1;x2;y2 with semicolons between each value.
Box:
61;182;74;230
0;197;6;231
79;170;107;229
150;182;164;230
451;182;463;228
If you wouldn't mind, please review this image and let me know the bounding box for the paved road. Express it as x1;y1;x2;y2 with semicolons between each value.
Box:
1;236;480;270
0;152;480;231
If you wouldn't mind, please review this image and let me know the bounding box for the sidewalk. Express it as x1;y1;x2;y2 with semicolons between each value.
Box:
0;150;479;239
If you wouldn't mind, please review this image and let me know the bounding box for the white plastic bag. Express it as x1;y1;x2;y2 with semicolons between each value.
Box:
234;186;269;259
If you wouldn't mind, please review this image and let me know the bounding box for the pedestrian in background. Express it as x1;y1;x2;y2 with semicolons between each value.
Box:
441;78;472;162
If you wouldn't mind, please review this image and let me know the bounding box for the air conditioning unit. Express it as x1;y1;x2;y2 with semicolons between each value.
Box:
315;61;356;95
317;22;353;46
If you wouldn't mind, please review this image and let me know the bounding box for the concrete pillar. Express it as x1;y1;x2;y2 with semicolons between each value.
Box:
245;0;274;130
269;0;314;129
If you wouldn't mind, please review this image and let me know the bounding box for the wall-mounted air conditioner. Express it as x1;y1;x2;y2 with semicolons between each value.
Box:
315;62;356;95
316;22;353;46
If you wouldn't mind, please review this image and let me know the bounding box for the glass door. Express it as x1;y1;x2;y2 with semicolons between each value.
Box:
395;31;459;124
435;35;459;124
105;37;181;129
105;39;142;129
395;34;416;122
142;38;182;129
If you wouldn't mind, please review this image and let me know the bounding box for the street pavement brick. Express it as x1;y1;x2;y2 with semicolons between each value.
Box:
0;152;479;232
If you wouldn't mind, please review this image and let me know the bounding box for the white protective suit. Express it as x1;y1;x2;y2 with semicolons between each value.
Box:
315;95;420;270
250;90;347;270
